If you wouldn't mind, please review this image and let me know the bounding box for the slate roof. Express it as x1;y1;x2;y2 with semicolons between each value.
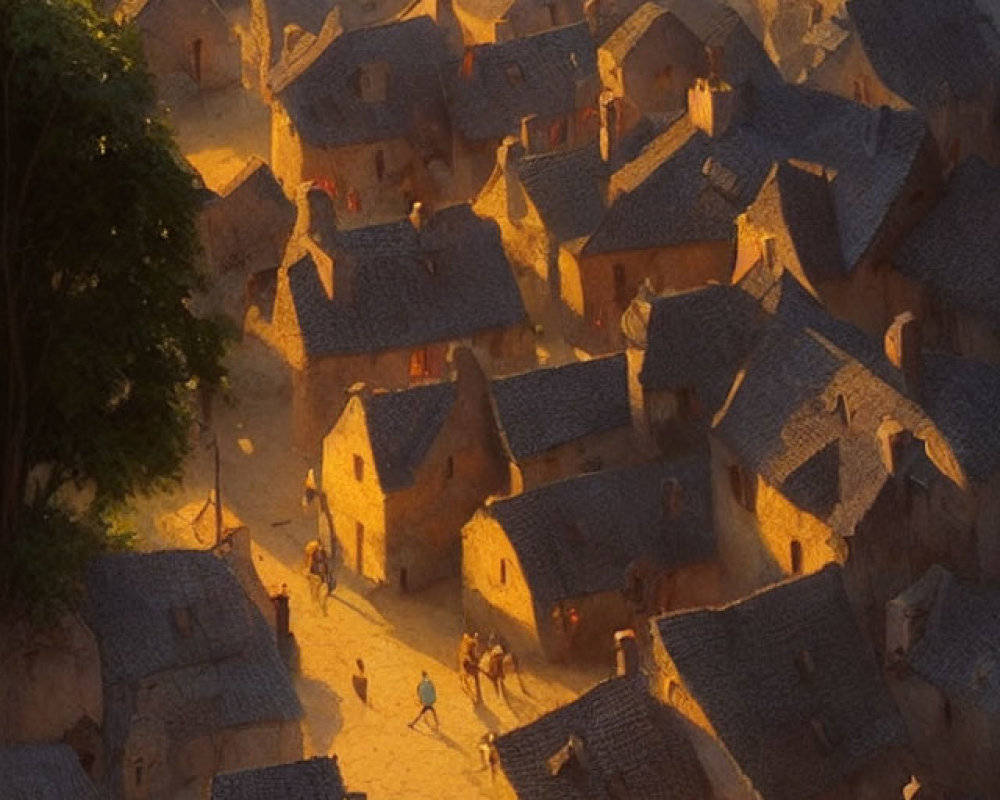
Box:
848;0;1000;108
496;676;710;800
583;83;928;269
514;115;665;242
286;204;526;357
654;565;907;800
445;22;598;142
743;161;846;285
894;157;1000;326
921;353;1000;485
272;16;449;147
600;2;670;65
211;756;346;800
490;354;630;461
84;550;301;731
364;381;457;492
0;744;99;800
906;569;1000;714
486;454;715;605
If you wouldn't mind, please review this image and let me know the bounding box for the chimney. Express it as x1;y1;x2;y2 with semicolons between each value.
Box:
864;105;892;157
497;136;528;220
884;311;922;400
688;78;738;138
599;89;618;163
614;629;639;677
347;381;372;401
409;201;428;231
295;182;339;247
282;23;310;61
520;114;547;154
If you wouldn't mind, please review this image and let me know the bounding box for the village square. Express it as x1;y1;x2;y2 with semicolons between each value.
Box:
2;0;1000;798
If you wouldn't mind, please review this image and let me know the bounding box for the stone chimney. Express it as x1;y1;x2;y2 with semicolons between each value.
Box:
295;182;338;246
884;311;922;400
282;24;313;62
688;77;738;138
614;629;639;677
599;89;618;163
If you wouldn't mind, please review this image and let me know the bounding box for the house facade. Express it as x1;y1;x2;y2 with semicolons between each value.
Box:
451;0;587;45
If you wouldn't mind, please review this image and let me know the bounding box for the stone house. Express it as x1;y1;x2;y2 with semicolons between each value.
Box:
651;565;912;800
199;157;296;320
247;187;533;450
83;551;303;800
115;0;241;98
495;675;712;799
451;0;586;45
0;743;99;800
211;756;360;799
320;349;508;591
444;21;600;196
268;16;452;222
489;353;637;491
890;157;1000;364
462;455;718;661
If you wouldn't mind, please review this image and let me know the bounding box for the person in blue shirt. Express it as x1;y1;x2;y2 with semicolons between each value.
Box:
408;670;439;729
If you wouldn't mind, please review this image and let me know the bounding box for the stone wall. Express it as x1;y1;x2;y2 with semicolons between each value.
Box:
514;426;641;492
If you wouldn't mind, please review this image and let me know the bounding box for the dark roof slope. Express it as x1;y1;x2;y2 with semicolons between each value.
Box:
211;757;346;800
84;551;301;728
600;2;669;64
287;204;526;357
654;566;907;800
0;744;99;800
848;0;1000;108
272;16;448;146
906;569;1000;713
364;382;457;491
894;157;1000;325
496;676;710;800
486;454;714;605
490;354;630;461
446;22;597;142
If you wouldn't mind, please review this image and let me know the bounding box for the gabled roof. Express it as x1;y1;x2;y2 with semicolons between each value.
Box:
582;84;928;268
0;744;99;800
363;382;457;492
445;22;597;142
496;676;710;800
600;2;670;64
485;454;715;605
490;354;630;461
211;756;346;799
905;568;1000;714
272;16;449;147
848;0;1000;108
743;161;845;285
255;0;335;68
286;204;526;357
894;157;1000;326
654;566;907;800
84;551;301;729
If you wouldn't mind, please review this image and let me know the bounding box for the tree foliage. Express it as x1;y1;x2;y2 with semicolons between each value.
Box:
1;0;228;618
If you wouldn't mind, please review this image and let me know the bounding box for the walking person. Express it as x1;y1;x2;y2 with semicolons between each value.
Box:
408;671;439;730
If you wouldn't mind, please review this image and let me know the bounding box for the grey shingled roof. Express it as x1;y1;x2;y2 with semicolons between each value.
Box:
655;565;907;800
490;354;630;461
906;569;1000;714
445;22;598;142
921;353;1000;485
287;204;527;357
84;550;301;728
848;0;1000;108
496;676;710;800
0;744;99;800
272;16;449;147
894;157;1000;326
486;454;715;605
583;83;929;269
211;757;346;799
364;382;457;492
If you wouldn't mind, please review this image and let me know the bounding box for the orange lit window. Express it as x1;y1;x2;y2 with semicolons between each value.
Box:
408;347;429;381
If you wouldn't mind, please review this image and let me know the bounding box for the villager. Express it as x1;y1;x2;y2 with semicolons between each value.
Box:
478;732;499;780
352;658;369;705
459;633;482;704
408;671;439;729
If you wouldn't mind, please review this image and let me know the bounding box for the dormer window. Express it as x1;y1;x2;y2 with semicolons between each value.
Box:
504;63;524;86
356;61;390;103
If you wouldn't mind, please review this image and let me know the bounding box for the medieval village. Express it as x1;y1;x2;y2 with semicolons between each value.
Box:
2;0;1000;798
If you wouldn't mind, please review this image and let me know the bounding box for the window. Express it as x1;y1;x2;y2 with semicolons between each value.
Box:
728;464;756;512
375;149;385;183
409;347;429;381
655;65;673;91
399;567;408;591
809;1;823;27
190;39;203;85
676;387;701;420
833;393;851;428
355;522;365;574
504;63;524;86
134;758;144;788
791;540;803;574
445;456;454;479
853;75;870;105
548;117;567;149
353;454;364;482
613;263;628;307
500;558;507;585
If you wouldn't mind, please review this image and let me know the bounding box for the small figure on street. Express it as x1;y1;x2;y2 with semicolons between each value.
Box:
408;670;439;729
352;658;370;706
458;632;482;704
479;732;499;780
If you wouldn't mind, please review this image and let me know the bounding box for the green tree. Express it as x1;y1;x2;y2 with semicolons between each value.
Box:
1;0;228;618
